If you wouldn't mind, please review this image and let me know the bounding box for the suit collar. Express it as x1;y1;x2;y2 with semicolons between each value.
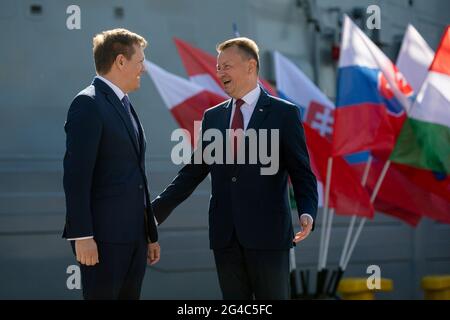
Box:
221;89;271;131
94;75;126;101
238;85;260;107
246;89;271;131
223;87;270;110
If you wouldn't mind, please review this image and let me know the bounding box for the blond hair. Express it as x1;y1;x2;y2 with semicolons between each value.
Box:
93;28;147;74
216;37;260;73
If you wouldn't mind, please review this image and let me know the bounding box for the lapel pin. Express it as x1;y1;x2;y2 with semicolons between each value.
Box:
259;108;263;112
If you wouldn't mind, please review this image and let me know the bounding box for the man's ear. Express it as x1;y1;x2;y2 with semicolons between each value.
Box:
248;59;257;74
115;54;126;70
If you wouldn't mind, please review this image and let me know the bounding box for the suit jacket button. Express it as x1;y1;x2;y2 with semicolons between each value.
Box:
139;184;143;189
232;177;237;182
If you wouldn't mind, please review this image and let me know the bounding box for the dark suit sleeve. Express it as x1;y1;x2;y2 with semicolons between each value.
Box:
145;186;158;243
63;95;102;238
281;105;318;224
151;114;211;224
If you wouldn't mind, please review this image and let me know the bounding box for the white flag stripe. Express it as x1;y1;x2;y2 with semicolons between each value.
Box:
273;51;334;110
190;74;227;97
145;60;204;109
340;15;412;112
411;71;450;126
396;24;435;93
339;17;379;69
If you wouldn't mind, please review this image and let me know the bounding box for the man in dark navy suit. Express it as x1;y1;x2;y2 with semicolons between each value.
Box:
63;28;160;300
152;37;318;299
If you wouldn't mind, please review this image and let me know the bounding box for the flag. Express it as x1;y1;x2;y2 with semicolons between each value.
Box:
333;15;414;156
305;125;374;218
273;51;428;224
274;51;373;218
144;60;226;146
173;37;278;97
274;51;334;114
391;26;450;175
351;160;450;225
396;24;435;93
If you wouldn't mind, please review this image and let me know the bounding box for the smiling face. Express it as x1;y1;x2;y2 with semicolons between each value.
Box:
216;45;258;99
119;44;146;93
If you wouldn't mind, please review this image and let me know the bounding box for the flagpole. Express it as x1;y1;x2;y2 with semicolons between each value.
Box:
318;209;328;270
327;155;373;297
318;157;333;270
338;155;372;269
342;160;391;269
316;157;333;297
338;215;356;268
321;208;334;269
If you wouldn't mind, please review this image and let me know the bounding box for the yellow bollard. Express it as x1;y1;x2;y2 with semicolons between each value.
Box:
421;275;450;300
337;278;393;300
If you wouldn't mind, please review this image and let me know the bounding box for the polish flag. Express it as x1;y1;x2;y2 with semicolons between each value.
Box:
145;60;226;147
174;37;278;97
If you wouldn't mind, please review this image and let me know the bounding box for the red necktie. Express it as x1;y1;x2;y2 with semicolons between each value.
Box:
230;99;244;160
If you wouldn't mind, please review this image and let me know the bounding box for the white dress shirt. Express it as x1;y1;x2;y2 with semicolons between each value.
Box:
96;75;126;100
229;85;261;130
228;86;314;225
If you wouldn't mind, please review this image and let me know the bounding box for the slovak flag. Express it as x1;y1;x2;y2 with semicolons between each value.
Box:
172;37;227;97
273;51;428;225
333;15;414;157
274;51;373;218
173;37;278;97
144;60;226;147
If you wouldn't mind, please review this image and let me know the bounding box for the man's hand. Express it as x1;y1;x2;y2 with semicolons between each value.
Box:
75;238;99;266
293;215;313;243
147;242;160;265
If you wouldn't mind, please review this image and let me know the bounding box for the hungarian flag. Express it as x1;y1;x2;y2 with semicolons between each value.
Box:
144;60;225;147
333;15;414;157
173;37;278;97
391;26;450;177
396;24;435;93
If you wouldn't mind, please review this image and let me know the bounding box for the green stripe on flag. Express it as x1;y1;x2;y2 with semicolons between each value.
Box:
390;117;450;174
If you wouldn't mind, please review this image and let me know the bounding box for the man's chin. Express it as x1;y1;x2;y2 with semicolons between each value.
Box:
132;82;140;91
223;88;232;97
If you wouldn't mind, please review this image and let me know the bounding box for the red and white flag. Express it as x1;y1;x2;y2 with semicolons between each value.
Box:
145;60;226;147
174;37;278;97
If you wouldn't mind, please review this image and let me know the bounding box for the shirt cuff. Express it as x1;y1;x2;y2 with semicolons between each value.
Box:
67;236;94;241
300;213;313;223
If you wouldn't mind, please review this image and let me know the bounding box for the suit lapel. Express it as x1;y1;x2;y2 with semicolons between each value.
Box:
219;99;233;174
94;78;141;157
130;103;146;160
246;89;271;132
218;99;233;135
